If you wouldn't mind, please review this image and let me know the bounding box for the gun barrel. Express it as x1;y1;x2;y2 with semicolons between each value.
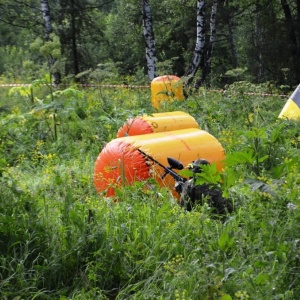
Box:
137;149;186;183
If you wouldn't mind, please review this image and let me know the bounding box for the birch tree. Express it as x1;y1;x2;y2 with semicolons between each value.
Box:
184;0;206;90
142;0;157;80
195;0;218;89
41;0;61;88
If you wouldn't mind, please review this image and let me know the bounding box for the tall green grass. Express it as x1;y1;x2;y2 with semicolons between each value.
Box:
1;81;300;299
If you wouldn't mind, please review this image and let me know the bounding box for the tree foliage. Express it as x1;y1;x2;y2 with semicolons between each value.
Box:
0;0;300;87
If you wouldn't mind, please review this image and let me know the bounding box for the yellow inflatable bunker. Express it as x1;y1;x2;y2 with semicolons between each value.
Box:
117;111;199;137
278;84;300;120
94;128;225;199
151;75;184;109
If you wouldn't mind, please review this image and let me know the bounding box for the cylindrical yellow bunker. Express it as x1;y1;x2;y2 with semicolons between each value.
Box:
151;75;184;109
117;111;199;137
94;128;225;200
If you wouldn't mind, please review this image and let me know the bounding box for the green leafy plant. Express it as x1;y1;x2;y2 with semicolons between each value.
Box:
1;83;300;299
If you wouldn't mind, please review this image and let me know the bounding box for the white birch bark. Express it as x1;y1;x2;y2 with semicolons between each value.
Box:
195;0;217;88
184;0;206;88
41;0;60;88
41;0;52;40
142;0;157;81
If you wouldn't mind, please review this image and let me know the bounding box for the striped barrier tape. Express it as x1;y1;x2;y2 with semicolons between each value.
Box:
0;83;288;97
0;83;150;89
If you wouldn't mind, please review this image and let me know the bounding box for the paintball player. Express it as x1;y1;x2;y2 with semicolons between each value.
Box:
179;159;233;215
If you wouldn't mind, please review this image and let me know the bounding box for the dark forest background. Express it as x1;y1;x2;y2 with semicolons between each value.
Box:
1;0;300;89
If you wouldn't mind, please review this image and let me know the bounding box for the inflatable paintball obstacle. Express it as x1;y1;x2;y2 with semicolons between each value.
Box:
117;111;199;137
278;84;300;120
94;128;225;199
151;75;184;109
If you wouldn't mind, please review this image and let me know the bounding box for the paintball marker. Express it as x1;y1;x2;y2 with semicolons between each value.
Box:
137;149;233;215
137;149;187;194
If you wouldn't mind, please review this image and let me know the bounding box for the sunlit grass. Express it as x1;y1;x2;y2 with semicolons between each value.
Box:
1;82;300;299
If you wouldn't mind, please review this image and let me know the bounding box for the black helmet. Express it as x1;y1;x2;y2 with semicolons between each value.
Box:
187;158;210;173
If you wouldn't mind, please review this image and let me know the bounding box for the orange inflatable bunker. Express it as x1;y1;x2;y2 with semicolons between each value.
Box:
94;128;225;199
151;75;184;109
117;111;199;137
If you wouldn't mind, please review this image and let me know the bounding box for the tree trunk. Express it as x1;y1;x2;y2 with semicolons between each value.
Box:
41;0;52;40
195;0;218;89
41;0;61;88
227;13;238;69
281;0;300;82
142;0;157;81
184;0;206;91
70;0;80;78
281;0;298;52
298;0;300;45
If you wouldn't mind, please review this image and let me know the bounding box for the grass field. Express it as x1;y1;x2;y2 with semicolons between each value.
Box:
1;81;300;299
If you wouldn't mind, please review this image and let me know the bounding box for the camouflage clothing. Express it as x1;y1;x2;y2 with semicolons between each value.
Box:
180;178;233;215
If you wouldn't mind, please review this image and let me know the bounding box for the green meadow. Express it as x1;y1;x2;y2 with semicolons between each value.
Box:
1;81;300;299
